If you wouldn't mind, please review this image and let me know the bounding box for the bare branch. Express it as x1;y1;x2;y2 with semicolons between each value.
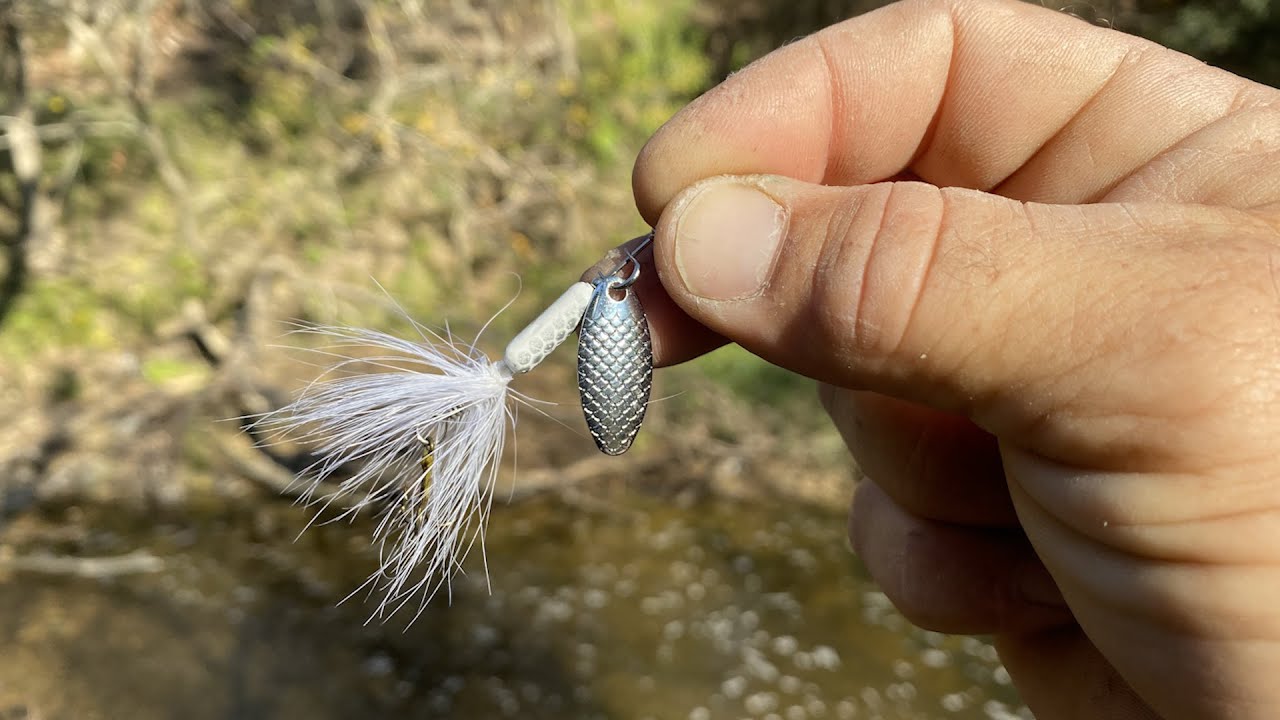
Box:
0;9;40;327
0;550;164;578
0;117;137;150
206;0;256;43
65;2;199;245
359;0;403;162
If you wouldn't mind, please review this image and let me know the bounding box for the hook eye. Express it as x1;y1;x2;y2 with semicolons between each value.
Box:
610;254;642;289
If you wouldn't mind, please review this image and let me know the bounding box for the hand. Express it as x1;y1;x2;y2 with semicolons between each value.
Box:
627;1;1280;718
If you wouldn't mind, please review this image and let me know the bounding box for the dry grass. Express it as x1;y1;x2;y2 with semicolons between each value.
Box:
0;0;854;518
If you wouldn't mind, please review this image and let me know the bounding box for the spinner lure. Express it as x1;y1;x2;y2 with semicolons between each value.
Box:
257;233;655;617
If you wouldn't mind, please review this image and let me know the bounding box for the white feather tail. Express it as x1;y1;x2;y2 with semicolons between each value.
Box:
255;323;515;617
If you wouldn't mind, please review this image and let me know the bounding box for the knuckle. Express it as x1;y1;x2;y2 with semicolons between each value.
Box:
809;191;873;356
808;182;948;370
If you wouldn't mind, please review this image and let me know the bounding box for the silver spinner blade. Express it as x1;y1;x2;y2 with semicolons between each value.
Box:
577;273;653;455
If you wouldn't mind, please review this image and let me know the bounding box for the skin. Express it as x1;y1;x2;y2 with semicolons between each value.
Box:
620;1;1280;718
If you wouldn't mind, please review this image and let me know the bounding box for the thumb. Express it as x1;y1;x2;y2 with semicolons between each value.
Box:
652;174;1277;466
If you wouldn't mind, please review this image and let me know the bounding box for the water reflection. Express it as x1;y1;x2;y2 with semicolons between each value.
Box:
0;494;1029;719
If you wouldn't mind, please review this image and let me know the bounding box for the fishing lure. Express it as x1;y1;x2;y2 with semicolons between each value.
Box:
256;233;656;617
577;257;653;455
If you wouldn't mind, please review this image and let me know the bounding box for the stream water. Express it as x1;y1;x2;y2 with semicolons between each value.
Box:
0;493;1029;719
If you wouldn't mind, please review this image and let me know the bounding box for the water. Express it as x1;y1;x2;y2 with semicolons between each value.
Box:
0;494;1028;719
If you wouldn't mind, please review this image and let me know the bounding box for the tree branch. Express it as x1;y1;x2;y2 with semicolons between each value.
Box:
0;549;164;579
0;8;40;327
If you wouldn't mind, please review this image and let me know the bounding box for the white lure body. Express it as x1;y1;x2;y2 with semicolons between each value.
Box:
500;281;593;376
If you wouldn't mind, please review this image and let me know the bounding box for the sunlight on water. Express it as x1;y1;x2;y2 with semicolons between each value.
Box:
0;494;1028;720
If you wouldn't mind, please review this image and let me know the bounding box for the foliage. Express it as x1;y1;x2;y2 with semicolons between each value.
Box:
694;344;819;419
567;0;710;160
695;0;1280;87
1;1;700;351
1;0;1278;510
1131;0;1280;87
0;279;115;357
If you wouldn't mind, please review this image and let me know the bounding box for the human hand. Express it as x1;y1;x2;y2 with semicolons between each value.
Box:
626;1;1280;718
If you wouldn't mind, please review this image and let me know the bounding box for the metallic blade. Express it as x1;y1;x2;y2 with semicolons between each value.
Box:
577;276;653;455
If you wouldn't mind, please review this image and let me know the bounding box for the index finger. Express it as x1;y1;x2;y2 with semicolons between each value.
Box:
633;0;1274;222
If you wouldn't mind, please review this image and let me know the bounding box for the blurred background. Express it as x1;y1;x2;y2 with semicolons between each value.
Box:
0;1;1275;718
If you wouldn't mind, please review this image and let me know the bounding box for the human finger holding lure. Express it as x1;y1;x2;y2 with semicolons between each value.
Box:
625;2;1280;719
263;0;1280;716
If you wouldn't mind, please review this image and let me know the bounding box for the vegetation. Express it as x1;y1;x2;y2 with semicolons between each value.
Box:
1;4;1276;717
0;0;842;516
0;0;1276;516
